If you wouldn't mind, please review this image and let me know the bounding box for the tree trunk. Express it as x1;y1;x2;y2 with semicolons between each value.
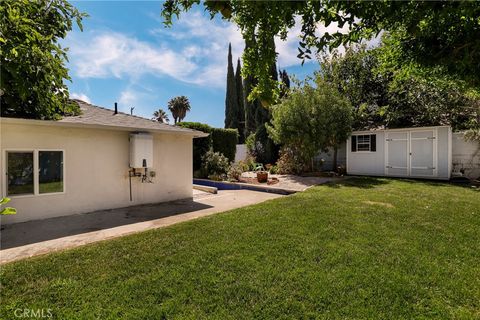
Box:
333;146;338;172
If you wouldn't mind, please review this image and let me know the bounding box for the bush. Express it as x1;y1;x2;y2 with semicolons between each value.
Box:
227;163;244;181
269;165;278;174
177;122;213;171
201;149;230;181
276;146;308;174
177;123;238;171
211;128;238;162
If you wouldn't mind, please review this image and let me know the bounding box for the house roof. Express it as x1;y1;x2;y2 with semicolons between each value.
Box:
1;100;209;138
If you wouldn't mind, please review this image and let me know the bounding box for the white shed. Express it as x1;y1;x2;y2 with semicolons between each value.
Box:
346;126;452;180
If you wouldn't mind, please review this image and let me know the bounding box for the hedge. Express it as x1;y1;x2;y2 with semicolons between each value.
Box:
177;122;212;171
211;128;238;162
177;122;238;169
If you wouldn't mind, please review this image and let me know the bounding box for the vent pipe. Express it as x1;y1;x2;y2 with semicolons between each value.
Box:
114;102;118;115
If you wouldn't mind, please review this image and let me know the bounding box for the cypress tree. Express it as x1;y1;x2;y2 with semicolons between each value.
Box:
243;38;259;138
224;43;238;129
235;59;245;143
279;69;290;98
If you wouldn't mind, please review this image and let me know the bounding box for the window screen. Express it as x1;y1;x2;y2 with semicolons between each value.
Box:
7;152;34;195
352;134;376;152
39;151;64;193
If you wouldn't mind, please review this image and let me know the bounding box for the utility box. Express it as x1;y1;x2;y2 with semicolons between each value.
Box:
129;133;153;168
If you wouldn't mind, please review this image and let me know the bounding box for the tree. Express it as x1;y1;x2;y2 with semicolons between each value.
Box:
168;96;191;124
279;70;290;98
162;1;480;105
243;39;260;138
235;58;245;143
320;45;389;130
224;43;238;130
152;108;170;123
320;39;480;132
0;0;86;119
267;78;352;171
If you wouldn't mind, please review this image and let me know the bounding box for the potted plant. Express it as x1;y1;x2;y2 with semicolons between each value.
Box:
257;171;268;183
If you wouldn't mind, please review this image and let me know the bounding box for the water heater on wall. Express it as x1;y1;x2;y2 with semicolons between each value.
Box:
129;133;153;168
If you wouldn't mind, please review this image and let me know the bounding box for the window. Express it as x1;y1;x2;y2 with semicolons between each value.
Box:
351;135;376;152
7;152;34;195
39;151;63;194
5;150;64;196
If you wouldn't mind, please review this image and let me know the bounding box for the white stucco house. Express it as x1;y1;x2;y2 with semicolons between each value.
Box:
0;100;207;224
317;126;480;180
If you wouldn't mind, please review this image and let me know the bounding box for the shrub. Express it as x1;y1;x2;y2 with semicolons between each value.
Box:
236;160;251;172
276;146;308;175
211;128;238;162
268;165;278;174
177;122;213;171
201;149;230;181
227;163;244;181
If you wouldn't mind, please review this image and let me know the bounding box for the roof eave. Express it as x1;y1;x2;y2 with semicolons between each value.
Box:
0;117;207;137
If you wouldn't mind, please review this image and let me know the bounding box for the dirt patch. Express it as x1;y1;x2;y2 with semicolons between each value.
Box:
238;177;280;186
363;201;394;208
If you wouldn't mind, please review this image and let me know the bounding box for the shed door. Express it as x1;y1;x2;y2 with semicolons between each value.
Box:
386;132;409;177
410;130;437;177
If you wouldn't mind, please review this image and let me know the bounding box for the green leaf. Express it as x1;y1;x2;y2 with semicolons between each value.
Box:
0;207;17;215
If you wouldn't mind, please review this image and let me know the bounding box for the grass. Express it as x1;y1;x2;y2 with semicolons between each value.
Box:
1;178;479;319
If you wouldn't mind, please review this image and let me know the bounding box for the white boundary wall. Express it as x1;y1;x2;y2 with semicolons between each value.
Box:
452;132;480;179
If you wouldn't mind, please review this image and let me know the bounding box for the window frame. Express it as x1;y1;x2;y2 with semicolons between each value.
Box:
351;134;376;153
3;149;65;198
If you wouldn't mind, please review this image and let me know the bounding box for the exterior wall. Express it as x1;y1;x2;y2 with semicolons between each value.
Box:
347;131;386;176
346;127;451;180
436;126;451;179
235;144;247;162
452;132;480;179
0;122;193;224
314;142;347;171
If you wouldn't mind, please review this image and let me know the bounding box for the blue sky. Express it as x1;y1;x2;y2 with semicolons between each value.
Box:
64;1;352;127
65;2;323;127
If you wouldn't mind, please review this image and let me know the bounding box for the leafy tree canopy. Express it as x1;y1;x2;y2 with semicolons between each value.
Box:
152;108;170;123
320;36;480;132
161;1;479;106
0;0;86;119
267;76;352;170
168;95;191;124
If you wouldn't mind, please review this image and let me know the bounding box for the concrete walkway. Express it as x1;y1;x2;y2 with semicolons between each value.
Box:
0;190;283;264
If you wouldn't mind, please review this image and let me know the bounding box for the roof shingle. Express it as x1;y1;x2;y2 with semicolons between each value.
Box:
58;100;207;137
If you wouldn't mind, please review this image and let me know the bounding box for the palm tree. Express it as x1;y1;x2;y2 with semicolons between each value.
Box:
168;96;191;124
152;108;169;123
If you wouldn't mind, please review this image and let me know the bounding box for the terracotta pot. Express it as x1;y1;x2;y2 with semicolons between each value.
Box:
257;171;268;183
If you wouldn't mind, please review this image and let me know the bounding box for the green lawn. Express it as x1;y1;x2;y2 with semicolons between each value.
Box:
1;178;479;319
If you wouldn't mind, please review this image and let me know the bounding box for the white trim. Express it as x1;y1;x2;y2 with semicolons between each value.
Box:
351;133;376;153
0;117;208;138
346;137;350;173
2;149;65;198
352;125;451;135
447;127;452;179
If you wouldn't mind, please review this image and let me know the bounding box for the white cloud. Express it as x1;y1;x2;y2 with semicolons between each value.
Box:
70;92;91;103
69;32;196;81
119;89;137;107
67;11;381;90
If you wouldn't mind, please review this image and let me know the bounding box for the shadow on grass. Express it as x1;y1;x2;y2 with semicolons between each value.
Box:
323;176;392;189
324;176;479;192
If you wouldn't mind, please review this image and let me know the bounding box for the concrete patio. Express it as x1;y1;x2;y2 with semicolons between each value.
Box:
241;172;345;192
0;189;283;264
